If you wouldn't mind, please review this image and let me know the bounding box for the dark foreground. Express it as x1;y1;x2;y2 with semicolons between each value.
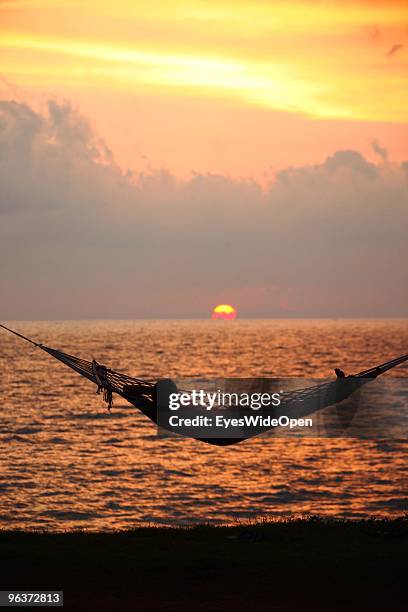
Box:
1;518;406;611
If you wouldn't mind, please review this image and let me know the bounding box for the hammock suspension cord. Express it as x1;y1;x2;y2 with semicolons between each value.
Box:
0;323;154;411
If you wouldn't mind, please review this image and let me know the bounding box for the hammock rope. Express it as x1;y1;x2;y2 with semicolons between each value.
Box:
0;323;155;410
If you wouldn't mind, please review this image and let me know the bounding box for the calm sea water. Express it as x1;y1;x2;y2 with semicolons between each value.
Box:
0;319;407;530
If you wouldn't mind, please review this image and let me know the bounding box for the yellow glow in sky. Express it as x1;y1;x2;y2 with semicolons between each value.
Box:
1;0;407;122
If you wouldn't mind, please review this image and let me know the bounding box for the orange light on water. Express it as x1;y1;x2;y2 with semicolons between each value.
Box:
212;304;237;320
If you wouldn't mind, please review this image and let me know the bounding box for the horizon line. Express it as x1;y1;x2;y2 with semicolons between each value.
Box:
1;316;407;322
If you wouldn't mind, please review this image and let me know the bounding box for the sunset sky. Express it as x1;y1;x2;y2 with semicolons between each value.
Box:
0;1;407;318
1;0;407;176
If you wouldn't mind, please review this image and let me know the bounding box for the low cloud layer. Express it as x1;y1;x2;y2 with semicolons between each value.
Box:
0;99;407;318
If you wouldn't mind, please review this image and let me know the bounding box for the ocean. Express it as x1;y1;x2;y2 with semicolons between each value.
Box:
0;319;407;530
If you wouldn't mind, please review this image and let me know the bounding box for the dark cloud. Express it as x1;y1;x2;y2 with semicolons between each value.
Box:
0;99;407;318
386;43;403;57
371;139;388;162
323;149;378;177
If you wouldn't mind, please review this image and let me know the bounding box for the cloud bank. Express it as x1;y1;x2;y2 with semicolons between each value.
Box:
0;99;407;318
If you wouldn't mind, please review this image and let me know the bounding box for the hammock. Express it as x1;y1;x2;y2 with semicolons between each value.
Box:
1;323;407;446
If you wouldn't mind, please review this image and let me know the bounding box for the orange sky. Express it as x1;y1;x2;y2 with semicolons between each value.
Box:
1;0;407;178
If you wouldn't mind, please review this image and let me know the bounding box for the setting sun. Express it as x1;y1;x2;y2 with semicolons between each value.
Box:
212;304;237;320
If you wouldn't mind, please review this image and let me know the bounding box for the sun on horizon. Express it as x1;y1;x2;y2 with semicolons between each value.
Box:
212;304;237;320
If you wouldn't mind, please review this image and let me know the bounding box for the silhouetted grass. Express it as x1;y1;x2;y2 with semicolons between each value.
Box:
1;517;406;611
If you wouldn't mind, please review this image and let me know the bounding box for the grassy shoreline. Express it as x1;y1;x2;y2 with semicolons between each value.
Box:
2;518;406;611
